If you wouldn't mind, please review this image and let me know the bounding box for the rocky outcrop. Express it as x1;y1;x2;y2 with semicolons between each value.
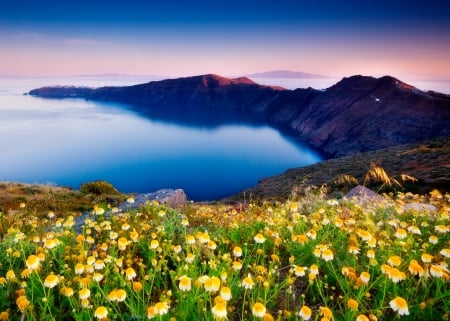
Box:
29;74;450;157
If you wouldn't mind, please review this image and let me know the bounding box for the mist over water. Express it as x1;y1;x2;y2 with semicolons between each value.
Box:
0;77;324;201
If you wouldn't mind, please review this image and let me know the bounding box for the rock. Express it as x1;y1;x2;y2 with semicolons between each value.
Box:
73;189;187;233
343;185;384;204
120;189;187;210
403;203;437;212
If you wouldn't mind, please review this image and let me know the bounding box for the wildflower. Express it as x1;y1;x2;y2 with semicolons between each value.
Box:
263;313;274;321
394;228;408;239
0;277;5;286
94;306;108;319
154;301;169;315
252;302;266;318
6;270;16;281
366;249;375;259
204;276;221;292
387;267;406;283
241;275;254;289
93;272;104;282
60;286;74;297
429;235;439;244
79;288;91;300
233;246;243;257
185;253;195;264
44;274;59;288
94;260;105;270
127;197;135;204
359;271;370;284
347;298;359;310
254;233;266;244
125;267;137;280
421;253;433;263
117;237;129;250
130;230;139;242
220;286;232;301
408;260;425;277
133;281;143;292
357;229;373;241
186;235;196;245
322;249;334;261
310;264;319;275
440;248;450;258
389;296;409;316
232;261;243;271
178;275;192;292
407;225;421;235
44;238;59;249
25;255;40;270
0;311;9;320
319;306;333;320
435;225;448;233
388;256;402;267
211;297;227;319
147;306;156;319
150;240;159;250
356;315;370;321
429;265;444;278
75;263;85;275
16;295;30;312
298;305;312;320
348;246;360;255
293;265;307;277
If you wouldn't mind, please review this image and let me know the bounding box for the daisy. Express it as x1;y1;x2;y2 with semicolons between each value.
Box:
298;305;312;320
389;297;409;316
252;302;266;318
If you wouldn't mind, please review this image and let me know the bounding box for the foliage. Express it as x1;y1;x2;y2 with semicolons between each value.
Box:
79;180;119;196
0;189;449;321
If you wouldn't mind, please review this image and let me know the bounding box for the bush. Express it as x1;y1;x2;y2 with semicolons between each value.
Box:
79;180;118;195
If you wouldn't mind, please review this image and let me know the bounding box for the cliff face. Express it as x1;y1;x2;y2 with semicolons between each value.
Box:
29;74;450;158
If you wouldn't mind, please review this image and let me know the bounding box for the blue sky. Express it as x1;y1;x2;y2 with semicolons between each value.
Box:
1;0;449;81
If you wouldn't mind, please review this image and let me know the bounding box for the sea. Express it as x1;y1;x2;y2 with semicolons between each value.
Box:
0;76;325;201
1;76;448;201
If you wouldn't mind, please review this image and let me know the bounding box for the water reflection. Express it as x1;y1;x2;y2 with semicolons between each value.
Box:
1;78;323;200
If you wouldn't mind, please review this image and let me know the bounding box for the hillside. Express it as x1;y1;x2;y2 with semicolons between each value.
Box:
226;136;450;201
29;74;450;158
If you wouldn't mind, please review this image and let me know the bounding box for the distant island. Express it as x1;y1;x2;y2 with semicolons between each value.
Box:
29;73;450;158
246;70;328;79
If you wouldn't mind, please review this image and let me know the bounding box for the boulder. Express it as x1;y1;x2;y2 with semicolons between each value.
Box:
121;189;187;210
343;185;384;204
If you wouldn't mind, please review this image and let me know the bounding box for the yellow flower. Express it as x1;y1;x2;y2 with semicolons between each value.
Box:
232;261;243;271
254;233;266;244
154;301;169;315
220;286;232;301
185;253;195;264
389;296;409;316
347;298;359;310
178;275;192;292
94;259;105;270
6;270;16;281
387;256;402;267
429;235;439;244
356;314;369;321
16;295;30;312
394;228;407;239
233;246;243;257
185;235;196;245
252;302;266;318
440;248;450;258
94;306;108;319
204;276;221;292
321;249;334;261
60;286;74;297
117;237;129;250
211;299;227;319
147;306;156;319
241;275;254;289
310;264;319;275
44;274;59;288
133;281;143;292
79;288;91;300
408;260;425;276
387;267;406;283
298;305;312;320
150;240;159;250
0;311;9;320
421;253;433;263
25;255;40;270
125;267;137;280
294;265;307;277
359;271;370;284
319;306;333;319
429;265;444;278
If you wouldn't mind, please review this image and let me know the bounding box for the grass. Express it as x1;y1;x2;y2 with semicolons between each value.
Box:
0;188;449;320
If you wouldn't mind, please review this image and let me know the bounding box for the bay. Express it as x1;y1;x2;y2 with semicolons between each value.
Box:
0;76;323;201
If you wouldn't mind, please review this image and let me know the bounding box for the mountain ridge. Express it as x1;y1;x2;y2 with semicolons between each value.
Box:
29;73;450;157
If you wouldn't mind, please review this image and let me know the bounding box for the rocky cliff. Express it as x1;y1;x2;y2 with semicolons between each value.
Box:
29;74;450;157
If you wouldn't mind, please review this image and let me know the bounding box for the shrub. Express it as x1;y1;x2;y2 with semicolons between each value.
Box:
79;180;118;195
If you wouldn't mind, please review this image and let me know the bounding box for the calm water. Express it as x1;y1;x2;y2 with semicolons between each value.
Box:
0;77;324;201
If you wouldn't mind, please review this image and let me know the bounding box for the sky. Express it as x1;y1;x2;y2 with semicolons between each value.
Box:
1;0;450;83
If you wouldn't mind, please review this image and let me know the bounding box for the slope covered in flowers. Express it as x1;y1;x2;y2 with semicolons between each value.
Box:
0;190;449;321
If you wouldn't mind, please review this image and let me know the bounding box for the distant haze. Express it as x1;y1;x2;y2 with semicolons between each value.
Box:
0;0;449;86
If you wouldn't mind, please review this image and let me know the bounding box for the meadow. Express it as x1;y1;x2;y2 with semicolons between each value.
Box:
0;187;449;321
